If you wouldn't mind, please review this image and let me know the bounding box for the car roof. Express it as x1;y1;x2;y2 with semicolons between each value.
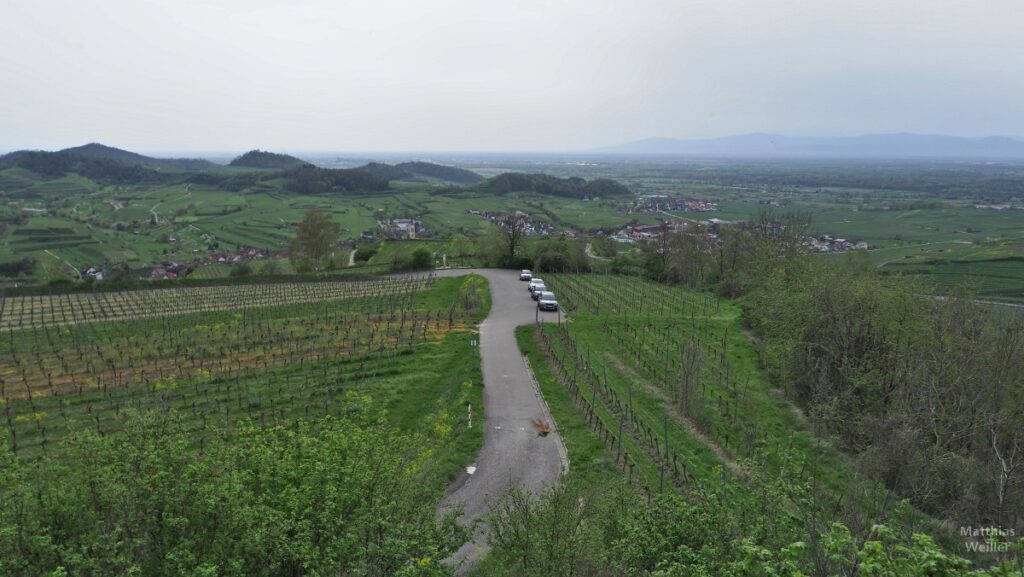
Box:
540;291;555;298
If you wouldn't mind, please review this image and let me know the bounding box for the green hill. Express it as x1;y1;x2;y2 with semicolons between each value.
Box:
229;150;307;170
359;162;415;180
0;150;168;185
58;143;216;171
357;161;484;184
483;172;631;198
394;161;483;184
280;165;389;195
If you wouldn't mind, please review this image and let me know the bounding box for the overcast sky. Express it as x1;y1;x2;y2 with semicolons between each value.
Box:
2;0;1022;153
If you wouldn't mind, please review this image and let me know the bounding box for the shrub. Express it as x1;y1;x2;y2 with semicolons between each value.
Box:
229;262;253;277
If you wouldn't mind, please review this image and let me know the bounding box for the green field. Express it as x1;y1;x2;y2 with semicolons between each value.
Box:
2;157;1023;303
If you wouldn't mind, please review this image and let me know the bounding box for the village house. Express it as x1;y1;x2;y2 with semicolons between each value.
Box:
475;210;554;236
209;246;266;264
806;235;868;252
624;195;719;214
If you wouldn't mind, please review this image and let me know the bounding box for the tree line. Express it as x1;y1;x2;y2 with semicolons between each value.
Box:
483;173;631;199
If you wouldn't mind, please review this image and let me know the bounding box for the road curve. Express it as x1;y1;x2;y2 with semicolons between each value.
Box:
428;268;568;570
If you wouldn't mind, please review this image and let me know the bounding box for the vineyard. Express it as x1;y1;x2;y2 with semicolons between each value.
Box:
0;274;489;465
531;273;888;514
0;277;427;330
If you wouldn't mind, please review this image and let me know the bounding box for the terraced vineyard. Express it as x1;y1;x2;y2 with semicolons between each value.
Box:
0;274;488;460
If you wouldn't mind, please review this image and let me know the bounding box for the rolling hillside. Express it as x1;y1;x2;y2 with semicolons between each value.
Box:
59;143;217;171
358;161;484;184
228;149;307;170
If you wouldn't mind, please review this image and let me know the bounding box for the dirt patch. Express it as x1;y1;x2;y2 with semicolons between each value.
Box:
771;388;807;424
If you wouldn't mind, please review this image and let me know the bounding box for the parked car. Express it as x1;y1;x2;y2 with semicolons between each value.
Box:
530;283;546;300
528;278;545;293
537;291;558;311
519;269;532;281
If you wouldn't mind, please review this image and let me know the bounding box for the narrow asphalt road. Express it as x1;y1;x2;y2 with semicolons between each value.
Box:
429;268;568;571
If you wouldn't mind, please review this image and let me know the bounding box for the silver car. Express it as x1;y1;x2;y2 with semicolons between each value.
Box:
537;291;558;311
528;278;544;293
530;283;546;300
519;269;532;281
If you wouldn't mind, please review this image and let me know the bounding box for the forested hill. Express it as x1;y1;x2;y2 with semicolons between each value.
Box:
358;162;414;180
358;161;484;184
228;149;307;170
58;143;216;171
483;172;631;198
0;150;169;184
395;161;484;183
280;165;389;195
0;150;389;195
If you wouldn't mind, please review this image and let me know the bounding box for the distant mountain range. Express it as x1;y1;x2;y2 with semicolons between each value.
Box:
0;143;492;194
597;133;1024;158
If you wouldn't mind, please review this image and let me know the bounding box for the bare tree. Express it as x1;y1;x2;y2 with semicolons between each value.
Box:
497;213;527;264
988;420;1021;524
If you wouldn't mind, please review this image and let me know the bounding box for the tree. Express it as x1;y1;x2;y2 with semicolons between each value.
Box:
495;214;527;266
354;244;378;263
391;247;435;271
229;262;252;277
453;234;472;266
259;260;279;276
411;248;434;269
290;209;340;270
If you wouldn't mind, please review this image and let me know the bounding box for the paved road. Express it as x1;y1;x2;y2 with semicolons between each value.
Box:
429;269;568;571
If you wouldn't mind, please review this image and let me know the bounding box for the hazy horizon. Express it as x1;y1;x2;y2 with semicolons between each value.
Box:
3;0;1023;153
8;130;1024;159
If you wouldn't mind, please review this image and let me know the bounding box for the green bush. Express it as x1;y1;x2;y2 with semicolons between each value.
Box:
392;247;435;271
229;262;252;277
354;245;378;262
0;411;466;576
